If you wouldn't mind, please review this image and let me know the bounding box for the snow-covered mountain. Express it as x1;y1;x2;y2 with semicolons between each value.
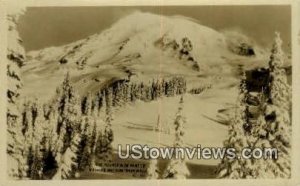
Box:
21;11;268;100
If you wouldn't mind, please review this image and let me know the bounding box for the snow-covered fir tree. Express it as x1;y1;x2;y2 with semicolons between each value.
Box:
146;159;159;179
217;76;253;179
76;115;94;174
247;33;291;178
263;32;291;178
102;89;114;161
53;133;81;179
57;73;82;150
7;7;28;179
89;118;100;169
249;106;278;178
93;88;114;162
81;92;93;116
163;96;190;179
268;32;291;110
113;82;124;107
50;73;84;179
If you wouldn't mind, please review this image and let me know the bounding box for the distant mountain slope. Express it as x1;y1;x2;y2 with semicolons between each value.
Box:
21;11;269;100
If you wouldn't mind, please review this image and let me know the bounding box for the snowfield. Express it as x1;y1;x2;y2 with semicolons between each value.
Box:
112;88;237;166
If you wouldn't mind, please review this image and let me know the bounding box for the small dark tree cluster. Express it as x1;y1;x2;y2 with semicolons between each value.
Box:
188;84;212;95
82;77;187;115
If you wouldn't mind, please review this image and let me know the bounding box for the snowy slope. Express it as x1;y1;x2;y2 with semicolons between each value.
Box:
21;11;268;100
111;87;238;166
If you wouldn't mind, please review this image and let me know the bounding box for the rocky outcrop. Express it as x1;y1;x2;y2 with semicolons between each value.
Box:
155;35;200;71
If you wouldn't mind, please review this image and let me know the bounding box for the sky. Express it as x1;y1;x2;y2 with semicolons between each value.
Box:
17;5;291;52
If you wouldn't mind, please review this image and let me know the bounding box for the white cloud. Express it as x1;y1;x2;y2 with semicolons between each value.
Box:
6;0;27;17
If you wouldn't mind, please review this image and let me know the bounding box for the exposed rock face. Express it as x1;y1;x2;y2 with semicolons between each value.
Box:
155;35;200;71
237;43;255;56
229;42;256;56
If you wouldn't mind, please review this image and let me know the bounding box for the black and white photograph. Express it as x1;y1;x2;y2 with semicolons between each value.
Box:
4;0;297;182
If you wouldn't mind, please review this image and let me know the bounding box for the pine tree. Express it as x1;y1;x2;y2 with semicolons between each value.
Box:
29;147;44;179
81;92;92;116
53;133;81;179
7;9;28;179
249;107;277;178
217;76;253;178
105;87;113;109
102;97;114;161
93;88;114;162
268;32;291;110
262;32;291;178
33;105;48;177
56;73;82;152
146;159;159;179
76;116;93;173
156;79;163;98
22;101;34;142
122;82;130;103
89;119;99;169
51;74;83;179
113;82;124;107
163;96;190;179
94;130;104;161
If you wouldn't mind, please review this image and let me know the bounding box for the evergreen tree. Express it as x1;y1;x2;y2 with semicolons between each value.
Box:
247;33;291;178
81;92;92;116
113;82;124;107
7;9;28;179
94;130;105;161
217;76;253;178
29;147;44;179
146;159;159;179
105;87;113;109
130;84;137;102
76;116;93;173
93;88;114;162
99;90;107;118
56;73;82;152
163;96;190;179
268;33;291;110
262;32;291;178
249;106;277;178
156;79;163;98
22;101;34;142
89;119;99;169
51;74;83;179
102;98;114;161
53;133;81;179
122;82;130;103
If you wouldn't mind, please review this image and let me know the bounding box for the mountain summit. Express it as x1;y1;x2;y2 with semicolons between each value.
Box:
22;11;266;100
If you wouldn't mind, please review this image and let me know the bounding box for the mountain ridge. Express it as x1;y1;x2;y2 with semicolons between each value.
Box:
21;11;269;101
